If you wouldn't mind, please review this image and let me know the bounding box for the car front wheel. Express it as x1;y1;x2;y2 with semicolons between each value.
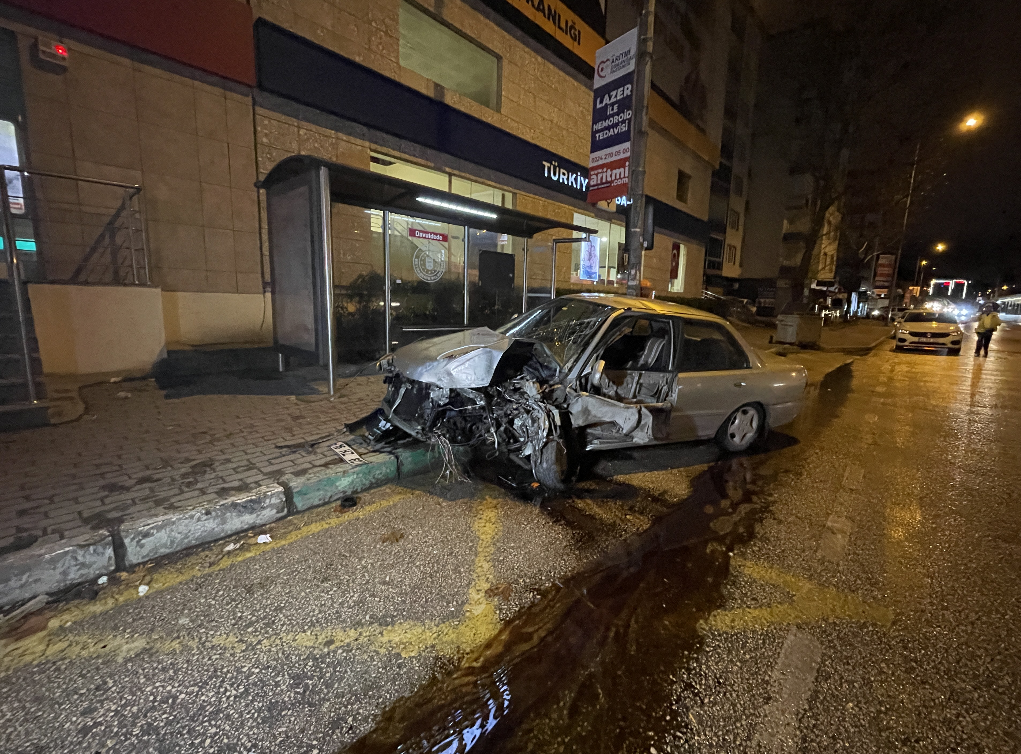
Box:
716;404;764;453
531;426;579;491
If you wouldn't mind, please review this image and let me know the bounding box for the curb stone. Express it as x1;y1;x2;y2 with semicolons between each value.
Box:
0;444;446;608
282;446;441;512
0;531;115;608
121;485;289;568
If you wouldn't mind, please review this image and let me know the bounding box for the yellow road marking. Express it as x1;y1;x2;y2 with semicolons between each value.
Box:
704;557;893;632
49;489;415;631
1;493;504;673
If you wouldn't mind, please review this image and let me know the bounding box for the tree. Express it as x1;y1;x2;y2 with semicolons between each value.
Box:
762;0;979;300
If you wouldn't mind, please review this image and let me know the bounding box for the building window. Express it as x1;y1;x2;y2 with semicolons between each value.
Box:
370;153;513;207
732;175;744;198
676;169;691;203
726;243;738;264
728;208;741;231
399;1;500;110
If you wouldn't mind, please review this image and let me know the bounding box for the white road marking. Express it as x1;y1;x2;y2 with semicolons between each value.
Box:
752;628;822;753
818;513;854;562
841;465;864;490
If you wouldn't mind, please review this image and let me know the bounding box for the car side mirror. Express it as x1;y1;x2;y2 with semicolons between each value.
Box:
590;359;605;387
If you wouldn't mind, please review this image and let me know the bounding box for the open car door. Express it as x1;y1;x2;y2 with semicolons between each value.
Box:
568;314;680;449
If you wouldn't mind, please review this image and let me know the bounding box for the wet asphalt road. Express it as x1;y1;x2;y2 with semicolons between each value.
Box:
2;321;1021;753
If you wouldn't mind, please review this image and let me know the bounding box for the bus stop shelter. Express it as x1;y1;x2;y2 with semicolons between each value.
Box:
258;155;594;393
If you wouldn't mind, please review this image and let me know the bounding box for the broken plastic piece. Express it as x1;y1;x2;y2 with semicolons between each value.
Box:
97;576;108;585
257;534;272;544
223;542;242;552
137;585;149;596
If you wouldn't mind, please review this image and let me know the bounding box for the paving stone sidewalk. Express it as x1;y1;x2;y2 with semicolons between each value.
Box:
734;319;893;353
0;374;387;558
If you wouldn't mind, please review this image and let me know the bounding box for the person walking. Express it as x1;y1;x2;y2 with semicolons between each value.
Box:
974;303;1002;357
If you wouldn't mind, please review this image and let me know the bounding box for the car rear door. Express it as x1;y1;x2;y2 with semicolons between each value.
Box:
669;318;756;440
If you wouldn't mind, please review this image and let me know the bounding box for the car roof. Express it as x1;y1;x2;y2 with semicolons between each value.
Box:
562;293;726;322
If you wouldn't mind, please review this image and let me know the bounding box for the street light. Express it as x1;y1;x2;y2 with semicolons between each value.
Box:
934;242;947;252
888;114;985;323
914;258;929;287
960;113;985;131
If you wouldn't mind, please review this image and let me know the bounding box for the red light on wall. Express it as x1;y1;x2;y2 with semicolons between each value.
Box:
36;37;69;67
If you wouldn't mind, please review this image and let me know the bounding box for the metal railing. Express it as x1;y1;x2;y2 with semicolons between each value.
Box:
0;165;150;286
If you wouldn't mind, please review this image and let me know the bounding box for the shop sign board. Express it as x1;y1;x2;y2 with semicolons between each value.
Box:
578;237;600;281
874;253;896;294
409;228;448;243
0;120;24;214
586;28;637;204
501;0;602;66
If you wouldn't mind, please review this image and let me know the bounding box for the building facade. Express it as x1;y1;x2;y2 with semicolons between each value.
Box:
0;0;759;382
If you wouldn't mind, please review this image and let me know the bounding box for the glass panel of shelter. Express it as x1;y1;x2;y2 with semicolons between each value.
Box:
331;153;578;363
331;208;550;363
388;213;466;350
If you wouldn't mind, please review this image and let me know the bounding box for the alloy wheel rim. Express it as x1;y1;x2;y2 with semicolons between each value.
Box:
728;408;759;447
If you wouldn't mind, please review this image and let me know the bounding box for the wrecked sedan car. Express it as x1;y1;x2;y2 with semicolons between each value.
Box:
378;294;807;489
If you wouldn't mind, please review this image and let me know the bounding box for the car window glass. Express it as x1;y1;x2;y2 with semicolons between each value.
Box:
498;299;611;367
677;319;749;371
597;316;673;372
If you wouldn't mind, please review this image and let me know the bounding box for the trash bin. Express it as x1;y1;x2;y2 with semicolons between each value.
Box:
775;313;822;346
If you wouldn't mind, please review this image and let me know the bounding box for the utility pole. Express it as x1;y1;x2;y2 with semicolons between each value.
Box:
887;140;920;323
625;0;655;297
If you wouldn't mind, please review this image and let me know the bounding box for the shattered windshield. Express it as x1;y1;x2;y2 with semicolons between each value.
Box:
498;299;612;367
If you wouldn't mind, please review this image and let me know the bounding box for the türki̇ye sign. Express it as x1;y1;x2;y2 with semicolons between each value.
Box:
587;28;637;204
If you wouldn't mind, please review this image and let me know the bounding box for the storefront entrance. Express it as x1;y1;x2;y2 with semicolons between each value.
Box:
260;155;594;388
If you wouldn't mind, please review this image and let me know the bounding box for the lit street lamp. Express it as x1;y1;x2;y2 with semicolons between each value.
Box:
914;258;929;286
888;114;984;323
960;113;985;131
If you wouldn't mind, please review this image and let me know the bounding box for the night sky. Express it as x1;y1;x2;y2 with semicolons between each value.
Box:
892;0;1021;289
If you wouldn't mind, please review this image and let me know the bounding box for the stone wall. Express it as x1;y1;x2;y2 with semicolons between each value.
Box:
17;29;263;295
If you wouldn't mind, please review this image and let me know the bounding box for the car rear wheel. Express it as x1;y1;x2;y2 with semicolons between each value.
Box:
716;404;764;453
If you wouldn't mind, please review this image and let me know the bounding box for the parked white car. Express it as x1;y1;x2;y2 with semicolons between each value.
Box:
378;295;808;489
894;310;964;355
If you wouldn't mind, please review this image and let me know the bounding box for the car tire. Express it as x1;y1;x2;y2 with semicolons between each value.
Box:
716;404;765;453
894;345;903;352
949;349;961;356
531;424;579;491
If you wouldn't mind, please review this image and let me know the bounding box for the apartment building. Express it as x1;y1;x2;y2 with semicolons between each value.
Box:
0;0;757;413
703;0;760;291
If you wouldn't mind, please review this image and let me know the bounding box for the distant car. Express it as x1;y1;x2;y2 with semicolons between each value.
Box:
894;311;964;355
379;294;808;489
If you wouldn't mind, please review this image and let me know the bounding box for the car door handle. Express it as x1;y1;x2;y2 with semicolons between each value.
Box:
734;381;747;387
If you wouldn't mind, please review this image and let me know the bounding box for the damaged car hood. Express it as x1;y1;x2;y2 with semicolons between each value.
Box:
392;327;558;389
